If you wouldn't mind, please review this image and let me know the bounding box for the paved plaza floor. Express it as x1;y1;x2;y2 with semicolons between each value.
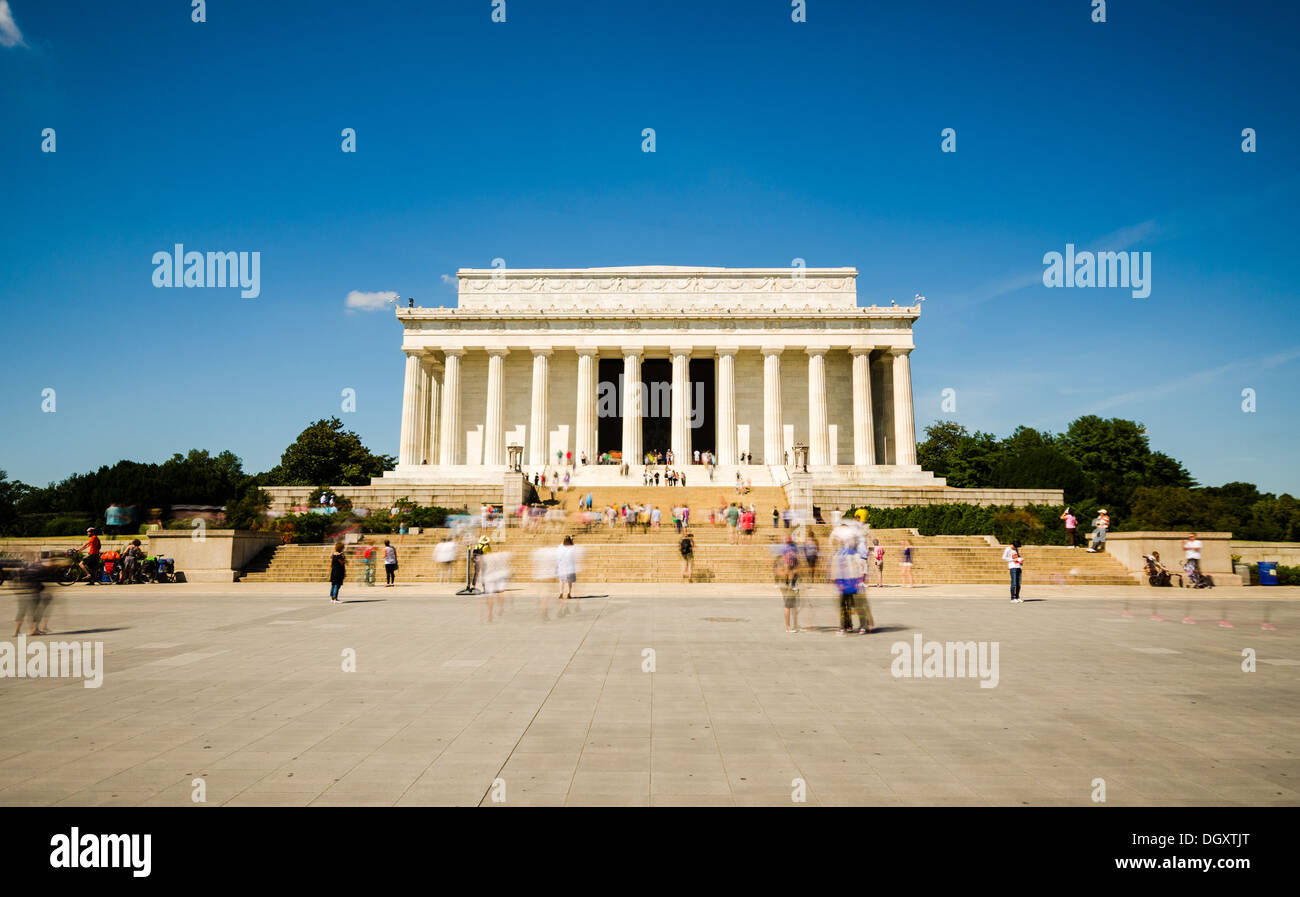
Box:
1;581;1297;807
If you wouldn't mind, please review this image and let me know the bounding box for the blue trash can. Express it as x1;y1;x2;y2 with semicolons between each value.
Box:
1258;562;1279;586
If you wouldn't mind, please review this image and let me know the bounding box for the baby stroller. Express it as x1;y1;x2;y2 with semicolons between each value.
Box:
155;557;177;584
142;555;159;581
1184;560;1214;589
1143;555;1173;587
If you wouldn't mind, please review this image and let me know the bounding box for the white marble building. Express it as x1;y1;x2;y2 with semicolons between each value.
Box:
379;266;941;487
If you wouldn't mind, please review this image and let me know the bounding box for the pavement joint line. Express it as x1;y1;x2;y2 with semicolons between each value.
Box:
455;596;612;807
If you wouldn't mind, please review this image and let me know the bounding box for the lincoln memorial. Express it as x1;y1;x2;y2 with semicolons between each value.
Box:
376;265;947;493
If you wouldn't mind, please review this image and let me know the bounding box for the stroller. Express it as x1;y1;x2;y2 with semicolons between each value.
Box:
155;557;177;583
1184;560;1214;589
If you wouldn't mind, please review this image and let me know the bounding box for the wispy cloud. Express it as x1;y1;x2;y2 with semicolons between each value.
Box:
440;273;457;288
344;289;398;312
947;218;1158;312
0;1;26;48
1083;346;1300;414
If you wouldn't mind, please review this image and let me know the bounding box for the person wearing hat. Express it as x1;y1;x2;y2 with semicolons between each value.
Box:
1087;510;1110;552
77;528;102;585
471;534;492;590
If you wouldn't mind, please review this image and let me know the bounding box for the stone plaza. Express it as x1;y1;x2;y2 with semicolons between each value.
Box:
1;581;1296;807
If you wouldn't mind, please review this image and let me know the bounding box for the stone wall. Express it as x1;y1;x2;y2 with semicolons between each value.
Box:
1105;532;1235;579
812;485;1064;509
264;484;503;514
145;529;282;582
1231;541;1300;566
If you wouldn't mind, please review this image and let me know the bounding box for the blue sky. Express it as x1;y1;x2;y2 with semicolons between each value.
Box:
2;0;1298;493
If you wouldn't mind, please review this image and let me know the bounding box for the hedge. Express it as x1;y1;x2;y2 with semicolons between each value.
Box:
847;503;1081;546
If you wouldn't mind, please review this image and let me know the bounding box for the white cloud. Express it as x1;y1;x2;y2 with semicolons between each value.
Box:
0;1;25;48
440;273;457;288
344;289;398;312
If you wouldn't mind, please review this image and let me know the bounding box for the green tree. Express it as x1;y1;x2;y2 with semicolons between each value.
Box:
0;471;32;535
264;418;395;487
916;421;999;488
1059;416;1155;517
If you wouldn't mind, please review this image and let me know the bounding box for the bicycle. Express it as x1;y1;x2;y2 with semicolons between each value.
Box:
55;549;99;586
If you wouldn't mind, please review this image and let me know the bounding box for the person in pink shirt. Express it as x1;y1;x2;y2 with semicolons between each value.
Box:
1060;508;1078;547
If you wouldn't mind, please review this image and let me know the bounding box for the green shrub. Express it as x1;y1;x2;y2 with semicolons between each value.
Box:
845;503;1076;545
43;516;97;537
1247;563;1300;586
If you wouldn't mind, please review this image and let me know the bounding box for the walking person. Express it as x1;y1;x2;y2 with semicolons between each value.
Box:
329;542;347;603
799;532;820;630
833;539;872;634
871;539;885;587
680;527;695;582
1003;541;1024;602
900;538;914;587
382;539;398;586
434;537;456;582
776;535;800;632
356;537;376;586
556;535;578;615
8;562;48;636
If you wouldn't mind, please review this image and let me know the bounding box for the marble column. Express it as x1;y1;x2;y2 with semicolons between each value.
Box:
621;348;643;464
422;359;441;464
528;348;551;466
851;347;875;466
438;349;463;465
575;348;598;464
715;348;738;466
670;347;692;464
484;348;509;466
412;354;428;465
806;347;830;466
892;348;917;466
397;350;422;466
762;347;784;465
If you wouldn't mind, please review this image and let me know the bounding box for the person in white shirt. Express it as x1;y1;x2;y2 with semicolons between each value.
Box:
434;538;457;582
1002;541;1024;602
555;535;578;613
1182;533;1203;574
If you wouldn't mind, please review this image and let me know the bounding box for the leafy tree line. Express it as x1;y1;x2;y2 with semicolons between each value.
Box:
911;415;1300;542
0;418;395;537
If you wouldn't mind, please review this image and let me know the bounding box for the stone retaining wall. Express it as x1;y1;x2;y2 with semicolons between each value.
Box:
812;485;1064;509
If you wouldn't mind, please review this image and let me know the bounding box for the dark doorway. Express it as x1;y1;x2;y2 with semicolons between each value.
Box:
690;357;715;457
594;356;715;461
597;357;622;457
641;358;671;456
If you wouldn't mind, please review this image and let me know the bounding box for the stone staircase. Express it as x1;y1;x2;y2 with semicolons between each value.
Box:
541;483;789;519
239;526;1138;586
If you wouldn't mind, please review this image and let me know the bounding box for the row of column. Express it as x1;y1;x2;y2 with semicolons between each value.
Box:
398;346;917;468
